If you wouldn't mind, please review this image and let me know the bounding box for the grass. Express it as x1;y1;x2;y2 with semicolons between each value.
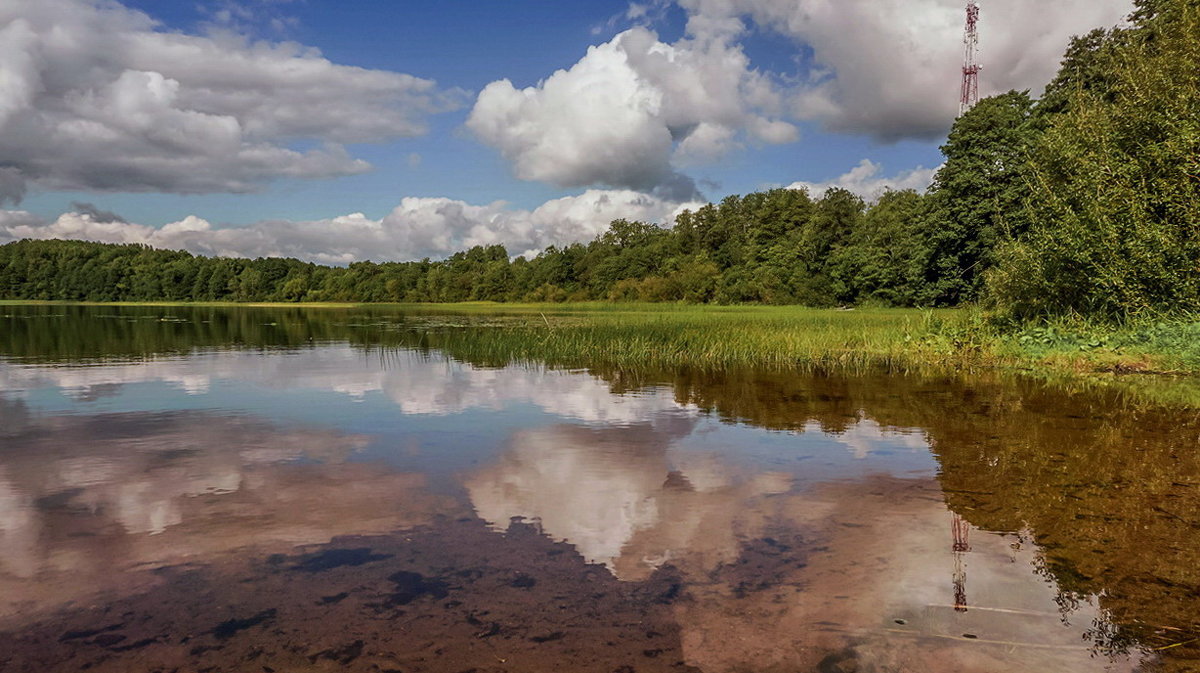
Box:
357;303;1200;372
393;305;966;372
5;300;1200;393
351;304;1199;408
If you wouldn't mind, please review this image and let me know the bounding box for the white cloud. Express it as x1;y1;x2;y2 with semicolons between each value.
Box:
468;0;1127;199
676;0;1132;140
467;27;796;200
788;159;939;199
0;189;699;263
0;0;460;204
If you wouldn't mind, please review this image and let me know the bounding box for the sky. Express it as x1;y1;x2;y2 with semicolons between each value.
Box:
0;0;1133;263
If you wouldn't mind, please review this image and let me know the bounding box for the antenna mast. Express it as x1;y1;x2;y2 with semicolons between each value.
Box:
959;2;981;116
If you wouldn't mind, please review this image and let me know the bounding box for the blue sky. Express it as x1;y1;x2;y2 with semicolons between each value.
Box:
0;0;1132;262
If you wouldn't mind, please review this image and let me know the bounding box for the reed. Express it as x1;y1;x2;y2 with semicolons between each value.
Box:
374;305;1200;409
392;306;996;374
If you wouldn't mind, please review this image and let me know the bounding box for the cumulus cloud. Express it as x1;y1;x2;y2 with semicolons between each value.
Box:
0;0;460;204
787;159;938;199
469;0;1127;198
0;189;699;264
675;0;1132;140
468;27;797;200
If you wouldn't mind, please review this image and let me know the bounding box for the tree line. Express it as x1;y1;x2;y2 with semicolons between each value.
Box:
1;0;1195;322
0;187;952;307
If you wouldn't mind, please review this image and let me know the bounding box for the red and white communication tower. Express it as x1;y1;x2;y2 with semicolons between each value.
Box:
959;2;981;116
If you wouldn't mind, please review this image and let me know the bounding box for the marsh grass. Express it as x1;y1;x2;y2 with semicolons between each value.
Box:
383;305;969;373
356;304;1200;408
5;299;1197;377
393;305;1188;367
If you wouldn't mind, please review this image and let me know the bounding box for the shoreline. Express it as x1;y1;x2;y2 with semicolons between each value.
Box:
4;300;1199;407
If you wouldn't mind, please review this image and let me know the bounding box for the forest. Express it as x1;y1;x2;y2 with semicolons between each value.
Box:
1;0;1196;323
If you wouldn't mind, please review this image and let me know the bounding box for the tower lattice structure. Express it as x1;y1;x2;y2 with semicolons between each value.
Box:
959;2;981;116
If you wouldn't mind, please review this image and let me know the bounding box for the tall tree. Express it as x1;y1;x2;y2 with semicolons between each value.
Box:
921;91;1037;305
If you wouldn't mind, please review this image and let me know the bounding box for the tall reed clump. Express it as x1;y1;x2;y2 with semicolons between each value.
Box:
402;306;997;374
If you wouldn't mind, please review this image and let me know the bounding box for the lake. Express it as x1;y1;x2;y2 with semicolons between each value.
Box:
1;305;1196;673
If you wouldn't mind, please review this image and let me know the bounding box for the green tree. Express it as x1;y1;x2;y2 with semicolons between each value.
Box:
988;6;1200;319
1036;29;1120;119
788;188;864;306
921;91;1037;305
830;189;931;306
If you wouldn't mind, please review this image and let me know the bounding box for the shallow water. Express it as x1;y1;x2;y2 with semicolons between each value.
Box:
0;305;1197;672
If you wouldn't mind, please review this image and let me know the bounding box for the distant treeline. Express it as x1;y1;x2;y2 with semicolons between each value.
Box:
1;0;1196;321
0;188;941;307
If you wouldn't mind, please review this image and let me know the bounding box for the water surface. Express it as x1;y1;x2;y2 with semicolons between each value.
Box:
0;305;1197;672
